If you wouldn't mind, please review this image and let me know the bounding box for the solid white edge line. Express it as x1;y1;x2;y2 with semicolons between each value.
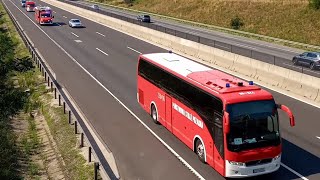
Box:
127;46;142;54
316;136;320;140
96;48;109;56
96;31;106;37
280;163;309;180
63;16;67;18
8;1;205;179
304;69;320;75
71;32;79;37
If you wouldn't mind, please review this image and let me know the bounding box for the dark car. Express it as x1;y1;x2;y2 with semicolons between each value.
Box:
292;52;320;70
137;14;151;23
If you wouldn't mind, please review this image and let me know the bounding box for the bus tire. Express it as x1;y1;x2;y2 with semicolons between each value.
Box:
151;104;159;124
196;139;206;163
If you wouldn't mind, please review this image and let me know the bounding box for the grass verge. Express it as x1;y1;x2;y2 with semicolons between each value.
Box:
41;96;95;179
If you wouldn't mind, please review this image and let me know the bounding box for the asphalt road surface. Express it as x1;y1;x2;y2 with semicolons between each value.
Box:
3;0;320;179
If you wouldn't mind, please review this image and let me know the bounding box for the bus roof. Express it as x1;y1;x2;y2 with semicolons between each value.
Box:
141;52;273;104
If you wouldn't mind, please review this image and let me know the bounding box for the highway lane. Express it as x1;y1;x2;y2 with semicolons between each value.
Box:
74;0;307;58
41;0;320;159
7;0;320;179
39;1;320;178
75;1;302;56
4;1;200;179
72;0;320;78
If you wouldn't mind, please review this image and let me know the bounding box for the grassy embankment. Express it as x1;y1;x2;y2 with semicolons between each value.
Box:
0;2;94;179
90;0;320;50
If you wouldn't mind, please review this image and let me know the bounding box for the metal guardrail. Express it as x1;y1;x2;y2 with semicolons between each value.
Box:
1;1;118;179
61;0;320;78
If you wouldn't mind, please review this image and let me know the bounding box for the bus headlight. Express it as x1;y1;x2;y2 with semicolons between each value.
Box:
229;161;245;166
273;154;281;161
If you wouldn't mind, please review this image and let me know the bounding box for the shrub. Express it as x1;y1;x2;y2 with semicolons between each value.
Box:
230;16;244;30
310;0;320;9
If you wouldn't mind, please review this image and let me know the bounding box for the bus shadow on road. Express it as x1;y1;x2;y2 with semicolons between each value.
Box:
52;22;67;26
281;138;320;179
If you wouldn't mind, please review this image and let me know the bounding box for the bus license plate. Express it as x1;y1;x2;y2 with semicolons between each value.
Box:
253;168;265;173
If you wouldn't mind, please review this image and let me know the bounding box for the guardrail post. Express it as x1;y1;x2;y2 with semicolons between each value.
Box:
39;63;41;72
63;102;66;114
44;72;47;81
68;110;71;124
74;121;78;134
88;147;92;162
33;52;36;61
58;94;61;106
94;162;99;180
47;77;50;87
80;133;84;147
54;88;57;99
50;82;53;92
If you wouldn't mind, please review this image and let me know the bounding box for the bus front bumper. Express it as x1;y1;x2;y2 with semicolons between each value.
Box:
225;156;281;178
40;21;53;25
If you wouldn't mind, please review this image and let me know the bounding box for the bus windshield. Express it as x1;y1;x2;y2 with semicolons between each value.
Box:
226;100;280;152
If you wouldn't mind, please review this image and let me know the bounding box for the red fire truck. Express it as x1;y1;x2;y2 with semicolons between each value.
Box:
34;6;54;25
137;52;295;178
25;1;35;12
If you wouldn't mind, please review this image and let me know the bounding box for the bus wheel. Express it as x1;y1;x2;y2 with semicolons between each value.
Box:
196;140;206;163
151;105;159;124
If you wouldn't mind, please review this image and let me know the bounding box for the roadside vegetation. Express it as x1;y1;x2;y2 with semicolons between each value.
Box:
0;3;94;179
90;0;320;48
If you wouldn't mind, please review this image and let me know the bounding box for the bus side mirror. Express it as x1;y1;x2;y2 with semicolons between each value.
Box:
224;111;230;134
277;104;295;127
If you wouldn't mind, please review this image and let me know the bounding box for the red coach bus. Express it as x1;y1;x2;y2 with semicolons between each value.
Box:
137;52;295;178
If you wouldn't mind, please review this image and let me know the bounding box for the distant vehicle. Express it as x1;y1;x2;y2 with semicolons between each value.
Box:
68;19;83;28
35;6;54;25
25;1;35;12
292;52;320;70
91;4;99;10
137;14;151;23
21;0;26;7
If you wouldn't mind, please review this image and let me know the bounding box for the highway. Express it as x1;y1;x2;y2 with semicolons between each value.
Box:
3;0;320;179
70;0;320;78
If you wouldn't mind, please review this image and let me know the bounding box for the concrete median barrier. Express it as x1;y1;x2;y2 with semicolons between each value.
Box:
232;56;257;78
41;0;320;105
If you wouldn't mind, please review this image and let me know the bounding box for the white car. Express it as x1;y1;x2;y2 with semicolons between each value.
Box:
91;4;99;10
68;19;83;28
